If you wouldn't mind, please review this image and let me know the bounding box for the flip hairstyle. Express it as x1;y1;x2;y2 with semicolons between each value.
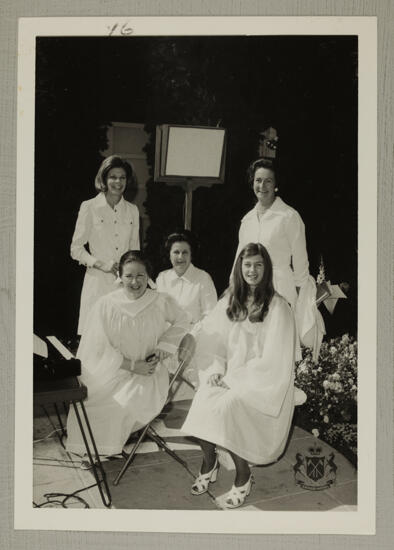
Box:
227;242;275;323
247;157;277;188
118;250;152;278
94;155;138;197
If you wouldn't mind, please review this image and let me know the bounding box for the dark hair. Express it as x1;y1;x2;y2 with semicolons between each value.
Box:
227;242;275;323
247;158;277;188
118;250;152;278
164;230;198;259
95;155;138;196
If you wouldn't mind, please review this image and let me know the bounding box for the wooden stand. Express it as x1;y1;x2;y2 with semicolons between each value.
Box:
184;178;193;230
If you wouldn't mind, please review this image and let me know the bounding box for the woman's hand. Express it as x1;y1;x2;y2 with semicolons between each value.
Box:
207;373;229;389
133;357;160;376
110;262;119;276
93;259;118;275
154;349;172;362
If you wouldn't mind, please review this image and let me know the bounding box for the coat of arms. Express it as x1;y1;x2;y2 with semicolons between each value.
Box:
293;443;337;491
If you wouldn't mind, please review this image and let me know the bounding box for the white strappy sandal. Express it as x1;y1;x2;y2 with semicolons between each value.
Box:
191;459;219;495
217;475;254;509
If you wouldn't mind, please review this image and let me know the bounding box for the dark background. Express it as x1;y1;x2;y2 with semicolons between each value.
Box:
34;36;358;338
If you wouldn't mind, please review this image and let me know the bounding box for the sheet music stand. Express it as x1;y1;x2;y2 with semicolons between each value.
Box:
113;338;196;486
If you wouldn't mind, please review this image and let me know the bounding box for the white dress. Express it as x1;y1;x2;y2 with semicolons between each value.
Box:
71;192;140;334
66;288;189;456
181;293;296;465
156;263;217;397
233;197;324;360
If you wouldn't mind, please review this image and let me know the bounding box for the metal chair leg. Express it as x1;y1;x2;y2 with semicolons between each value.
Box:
72;400;112;507
113;423;150;486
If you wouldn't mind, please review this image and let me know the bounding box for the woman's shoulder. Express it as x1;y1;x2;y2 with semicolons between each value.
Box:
275;197;303;220
157;268;172;279
123;199;139;214
270;292;293;315
191;265;214;282
78;195;100;211
240;206;257;224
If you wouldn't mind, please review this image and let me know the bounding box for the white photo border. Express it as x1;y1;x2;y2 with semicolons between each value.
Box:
15;16;377;534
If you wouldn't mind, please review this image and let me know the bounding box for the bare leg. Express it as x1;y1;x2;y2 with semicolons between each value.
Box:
228;451;251;486
194;437;216;473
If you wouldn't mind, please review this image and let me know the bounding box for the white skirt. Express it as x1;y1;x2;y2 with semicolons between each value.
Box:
66;364;169;456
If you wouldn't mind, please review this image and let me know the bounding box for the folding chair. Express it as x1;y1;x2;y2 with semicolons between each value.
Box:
113;334;196;486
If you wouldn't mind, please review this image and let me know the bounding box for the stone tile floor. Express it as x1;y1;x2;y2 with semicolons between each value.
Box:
33;400;357;511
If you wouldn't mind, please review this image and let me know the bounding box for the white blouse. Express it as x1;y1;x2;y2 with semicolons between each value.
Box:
233;196;309;306
156;263;217;326
70;192;140;334
71;192;140;270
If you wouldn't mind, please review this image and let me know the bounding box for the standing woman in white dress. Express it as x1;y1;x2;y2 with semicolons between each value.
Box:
182;243;296;509
66;250;191;458
156;231;217;394
232;158;324;359
71;155;140;334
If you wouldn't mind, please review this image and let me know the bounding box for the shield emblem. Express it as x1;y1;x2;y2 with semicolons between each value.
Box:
306;456;325;481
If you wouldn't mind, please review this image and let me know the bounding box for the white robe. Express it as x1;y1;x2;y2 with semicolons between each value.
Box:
181;293;296;465
66;288;189;456
232;197;324;360
70;192;140;334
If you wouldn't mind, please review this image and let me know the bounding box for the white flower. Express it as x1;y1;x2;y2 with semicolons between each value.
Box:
323;415;329;423
312;429;320;438
323;380;330;390
297;361;308;374
330;346;337;354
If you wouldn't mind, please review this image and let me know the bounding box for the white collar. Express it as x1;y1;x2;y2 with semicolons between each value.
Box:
167;263;196;284
110;287;158;317
94;192;126;212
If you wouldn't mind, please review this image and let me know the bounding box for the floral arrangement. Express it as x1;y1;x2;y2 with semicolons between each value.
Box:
294;334;358;465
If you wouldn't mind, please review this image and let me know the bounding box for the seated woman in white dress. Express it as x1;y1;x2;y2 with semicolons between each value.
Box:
66;250;191;458
156;230;217;328
182;243;296;509
156;230;217;395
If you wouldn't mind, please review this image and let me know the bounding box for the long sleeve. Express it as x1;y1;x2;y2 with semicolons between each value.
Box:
194;298;231;378
70;201;97;268
199;273;218;319
156;294;191;354
227;296;295;418
285;210;309;287
128;204;140;250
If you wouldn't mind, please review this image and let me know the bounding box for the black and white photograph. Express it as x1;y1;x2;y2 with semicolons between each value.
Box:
15;16;377;534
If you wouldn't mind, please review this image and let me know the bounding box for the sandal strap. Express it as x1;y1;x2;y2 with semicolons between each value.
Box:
224;476;254;507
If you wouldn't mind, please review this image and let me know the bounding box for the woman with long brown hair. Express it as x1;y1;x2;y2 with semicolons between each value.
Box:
182;243;296;509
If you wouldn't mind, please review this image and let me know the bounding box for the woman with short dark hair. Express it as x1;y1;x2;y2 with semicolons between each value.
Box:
182;243;296;509
66;250;190;458
71;155;140;334
156;230;217;397
157;230;217;328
